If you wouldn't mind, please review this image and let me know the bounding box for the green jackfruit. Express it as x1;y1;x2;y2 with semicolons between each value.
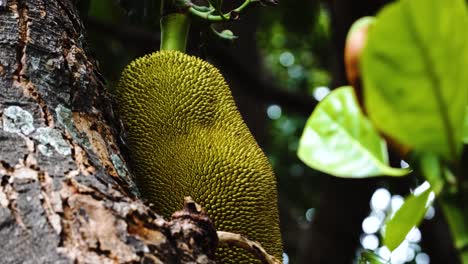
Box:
116;50;282;263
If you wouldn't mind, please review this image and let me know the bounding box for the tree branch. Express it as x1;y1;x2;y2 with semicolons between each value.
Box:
217;231;281;264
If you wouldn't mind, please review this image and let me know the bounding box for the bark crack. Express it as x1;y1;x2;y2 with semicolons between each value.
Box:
0;161;26;229
12;0;54;127
39;172;63;235
12;0;28;82
56;0;82;37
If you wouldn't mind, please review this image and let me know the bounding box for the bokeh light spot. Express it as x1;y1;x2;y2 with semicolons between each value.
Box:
313;86;330;101
361;234;379;250
406;227;421;243
391;195;405;213
279;51;295;67
377;246;391;261
288;65;303;78
362;215;381;234
371;188;391;211
267;104;282;120
283;252;290;264
424;206;435;220
415;252;430;264
305;208;315;222
391;240;411;264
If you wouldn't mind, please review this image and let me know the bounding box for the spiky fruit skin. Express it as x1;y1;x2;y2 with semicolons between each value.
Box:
116;51;282;263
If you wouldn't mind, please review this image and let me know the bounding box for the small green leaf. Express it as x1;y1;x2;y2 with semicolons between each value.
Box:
383;183;434;251
359;250;389;264
361;0;468;161
297;86;408;178
210;26;238;41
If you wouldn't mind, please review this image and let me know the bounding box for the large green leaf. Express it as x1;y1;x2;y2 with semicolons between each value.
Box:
297;86;408;178
361;0;468;161
383;183;434;251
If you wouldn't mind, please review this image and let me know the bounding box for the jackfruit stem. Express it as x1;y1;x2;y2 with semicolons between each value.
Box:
160;13;190;52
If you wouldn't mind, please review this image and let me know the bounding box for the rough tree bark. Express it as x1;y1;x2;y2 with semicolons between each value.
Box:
0;1;217;263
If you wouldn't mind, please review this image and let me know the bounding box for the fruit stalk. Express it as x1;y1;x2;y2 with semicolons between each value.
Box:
160;0;190;52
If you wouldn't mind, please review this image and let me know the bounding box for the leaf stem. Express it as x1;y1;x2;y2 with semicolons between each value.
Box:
421;155;468;263
439;197;468;263
188;0;258;22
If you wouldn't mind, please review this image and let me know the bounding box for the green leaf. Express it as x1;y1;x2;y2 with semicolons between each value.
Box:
359;250;389;264
383;183;434;251
361;0;468;161
463;107;468;144
420;153;444;195
297;86;408;178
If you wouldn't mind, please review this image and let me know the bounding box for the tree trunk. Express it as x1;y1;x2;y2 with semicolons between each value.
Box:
0;1;217;263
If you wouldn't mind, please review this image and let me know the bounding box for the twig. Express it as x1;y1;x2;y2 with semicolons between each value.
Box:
217;230;281;264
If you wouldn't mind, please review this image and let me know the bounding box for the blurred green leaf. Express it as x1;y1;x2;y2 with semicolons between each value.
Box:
463;107;468;144
362;0;468;161
297;86;408;178
383;183;434;251
359;250;389;264
420;153;444;195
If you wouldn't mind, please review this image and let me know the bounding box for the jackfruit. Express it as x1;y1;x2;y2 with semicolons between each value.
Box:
115;50;282;263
